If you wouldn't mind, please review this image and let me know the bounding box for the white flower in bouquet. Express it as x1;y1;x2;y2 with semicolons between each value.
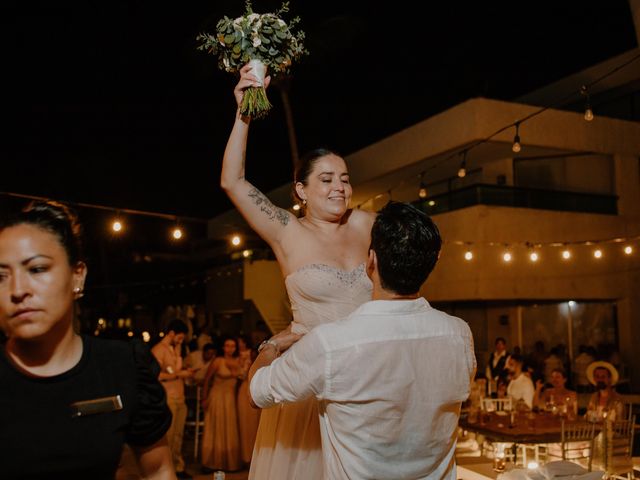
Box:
196;1;308;119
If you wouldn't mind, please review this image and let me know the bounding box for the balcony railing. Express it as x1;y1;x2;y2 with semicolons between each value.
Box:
415;184;618;216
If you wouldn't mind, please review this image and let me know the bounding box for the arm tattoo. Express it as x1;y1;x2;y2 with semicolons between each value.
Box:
248;188;291;226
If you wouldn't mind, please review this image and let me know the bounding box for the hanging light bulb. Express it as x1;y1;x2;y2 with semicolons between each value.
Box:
529;251;539;262
581;85;594;121
112;219;123;233
464;251;473;261
561;249;572;260
512;122;522;153
458;150;467;178
418;172;427;199
593;249;602;259
231;235;242;246
502;251;512;262
172;226;183;240
623;245;633;255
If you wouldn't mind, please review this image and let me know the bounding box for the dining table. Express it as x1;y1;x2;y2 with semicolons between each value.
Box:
459;410;576;444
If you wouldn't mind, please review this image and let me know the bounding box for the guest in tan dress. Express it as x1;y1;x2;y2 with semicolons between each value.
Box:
201;337;241;472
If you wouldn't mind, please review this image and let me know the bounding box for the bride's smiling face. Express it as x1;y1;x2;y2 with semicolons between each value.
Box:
296;154;352;220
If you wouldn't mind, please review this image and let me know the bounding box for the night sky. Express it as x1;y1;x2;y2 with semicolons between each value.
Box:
3;0;637;217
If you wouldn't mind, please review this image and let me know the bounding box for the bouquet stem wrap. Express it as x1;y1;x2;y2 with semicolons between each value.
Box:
241;59;272;119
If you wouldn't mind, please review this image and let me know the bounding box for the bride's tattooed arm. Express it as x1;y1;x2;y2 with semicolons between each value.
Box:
248;188;291;226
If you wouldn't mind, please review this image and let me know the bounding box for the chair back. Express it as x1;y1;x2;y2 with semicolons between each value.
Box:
603;414;635;477
483;397;512;412
560;419;596;471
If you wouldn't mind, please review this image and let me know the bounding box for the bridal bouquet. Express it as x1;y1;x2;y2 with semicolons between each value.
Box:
196;1;308;119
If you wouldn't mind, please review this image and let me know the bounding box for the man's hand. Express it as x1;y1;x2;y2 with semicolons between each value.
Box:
270;328;303;354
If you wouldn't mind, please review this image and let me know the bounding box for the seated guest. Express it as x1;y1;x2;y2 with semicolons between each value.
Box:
506;353;535;409
533;368;577;415
249;202;476;480
585;361;624;421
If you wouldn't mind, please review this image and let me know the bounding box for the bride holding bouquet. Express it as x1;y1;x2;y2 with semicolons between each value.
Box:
220;63;375;479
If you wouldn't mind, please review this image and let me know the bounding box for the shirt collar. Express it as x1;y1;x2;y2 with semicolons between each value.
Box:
354;297;431;315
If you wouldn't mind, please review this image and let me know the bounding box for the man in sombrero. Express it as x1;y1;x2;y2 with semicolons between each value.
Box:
585;360;625;421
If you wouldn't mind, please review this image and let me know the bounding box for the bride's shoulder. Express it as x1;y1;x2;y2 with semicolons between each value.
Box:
348;209;376;229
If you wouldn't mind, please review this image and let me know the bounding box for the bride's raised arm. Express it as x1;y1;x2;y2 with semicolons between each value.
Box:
220;63;294;250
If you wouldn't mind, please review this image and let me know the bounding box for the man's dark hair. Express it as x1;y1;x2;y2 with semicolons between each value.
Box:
495;337;507;345
509;353;524;365
166;319;188;335
370;201;442;295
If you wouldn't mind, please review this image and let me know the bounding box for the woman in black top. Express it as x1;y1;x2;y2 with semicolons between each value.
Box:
0;201;174;480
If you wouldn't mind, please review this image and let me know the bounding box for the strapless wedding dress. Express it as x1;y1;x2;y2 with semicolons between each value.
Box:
248;263;372;479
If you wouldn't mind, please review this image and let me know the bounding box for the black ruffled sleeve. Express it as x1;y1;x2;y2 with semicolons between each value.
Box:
125;339;172;446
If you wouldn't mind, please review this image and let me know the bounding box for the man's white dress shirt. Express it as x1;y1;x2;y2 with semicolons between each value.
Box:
251;298;476;480
507;373;535;408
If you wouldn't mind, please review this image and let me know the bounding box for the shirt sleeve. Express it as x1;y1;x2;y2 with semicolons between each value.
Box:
250;329;326;409
126;340;172;446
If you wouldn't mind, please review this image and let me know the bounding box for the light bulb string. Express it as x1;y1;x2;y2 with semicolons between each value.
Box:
355;52;640;209
446;233;640;248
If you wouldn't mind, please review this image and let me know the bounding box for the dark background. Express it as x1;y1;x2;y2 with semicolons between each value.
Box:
2;0;638;313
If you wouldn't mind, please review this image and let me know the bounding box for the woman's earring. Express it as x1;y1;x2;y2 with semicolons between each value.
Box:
302;199;307;205
73;287;84;298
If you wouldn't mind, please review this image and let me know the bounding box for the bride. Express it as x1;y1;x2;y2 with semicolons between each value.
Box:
220;63;375;479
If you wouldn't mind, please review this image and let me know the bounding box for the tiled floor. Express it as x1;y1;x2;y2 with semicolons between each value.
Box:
182;427;249;480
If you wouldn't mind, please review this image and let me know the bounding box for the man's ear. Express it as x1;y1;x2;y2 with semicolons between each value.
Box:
366;249;376;278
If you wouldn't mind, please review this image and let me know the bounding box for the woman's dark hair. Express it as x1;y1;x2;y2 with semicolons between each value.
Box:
221;335;239;357
292;147;342;202
370;201;441;295
0;200;84;265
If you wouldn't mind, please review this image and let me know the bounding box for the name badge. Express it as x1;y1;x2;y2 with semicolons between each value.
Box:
71;395;123;417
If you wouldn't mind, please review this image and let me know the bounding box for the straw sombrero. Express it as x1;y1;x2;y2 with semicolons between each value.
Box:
586;361;619;385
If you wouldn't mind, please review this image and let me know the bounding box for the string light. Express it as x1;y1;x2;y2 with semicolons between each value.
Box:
624;245;633;255
458;150;467;178
111;218;123;233
353;53;640;210
512;122;522;153
581;85;594;121
562;249;572;260
231;235;242;246
171;226;183;240
418;172;428;199
502;251;512;263
593;249;603;259
242;249;252;258
464;251;473;261
2;192;208;243
529;251;539;262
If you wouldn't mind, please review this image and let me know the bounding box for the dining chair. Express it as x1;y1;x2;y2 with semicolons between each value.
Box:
546;419;596;471
483;397;513;412
602;415;635;480
184;385;206;460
